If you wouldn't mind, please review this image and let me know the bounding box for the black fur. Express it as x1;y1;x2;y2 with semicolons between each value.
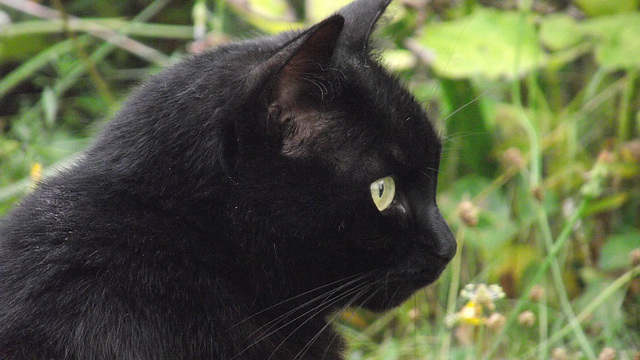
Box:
0;0;456;358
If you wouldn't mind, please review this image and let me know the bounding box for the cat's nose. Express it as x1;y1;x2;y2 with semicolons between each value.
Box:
427;206;457;261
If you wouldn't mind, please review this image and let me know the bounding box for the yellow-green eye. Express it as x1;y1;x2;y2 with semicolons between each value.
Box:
370;176;395;211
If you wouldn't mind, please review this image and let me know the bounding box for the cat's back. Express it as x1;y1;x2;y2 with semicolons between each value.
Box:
0;168;232;358
0;30;299;359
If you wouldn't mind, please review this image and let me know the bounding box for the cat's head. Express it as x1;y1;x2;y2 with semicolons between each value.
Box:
93;0;456;312
218;0;457;311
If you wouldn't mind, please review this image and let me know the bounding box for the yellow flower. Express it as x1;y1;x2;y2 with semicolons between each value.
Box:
446;284;506;328
30;163;42;184
458;301;484;326
460;284;505;310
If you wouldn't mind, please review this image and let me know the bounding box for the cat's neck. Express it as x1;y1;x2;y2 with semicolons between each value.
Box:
225;285;347;360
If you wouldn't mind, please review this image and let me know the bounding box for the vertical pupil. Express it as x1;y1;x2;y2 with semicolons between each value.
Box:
378;183;384;198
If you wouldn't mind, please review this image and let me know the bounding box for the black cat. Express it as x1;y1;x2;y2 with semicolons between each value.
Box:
0;0;456;358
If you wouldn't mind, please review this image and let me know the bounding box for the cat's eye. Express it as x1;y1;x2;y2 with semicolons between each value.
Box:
370;176;396;212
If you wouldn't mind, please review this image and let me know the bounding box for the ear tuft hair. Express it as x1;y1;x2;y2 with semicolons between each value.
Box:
337;0;391;53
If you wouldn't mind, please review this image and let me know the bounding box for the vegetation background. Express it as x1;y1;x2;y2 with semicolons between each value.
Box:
1;0;639;359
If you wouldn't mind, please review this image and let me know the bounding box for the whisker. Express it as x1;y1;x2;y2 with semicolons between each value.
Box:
320;329;342;360
264;281;375;360
440;131;482;144
292;282;377;360
442;88;492;123
243;272;377;342
233;271;379;358
227;271;373;332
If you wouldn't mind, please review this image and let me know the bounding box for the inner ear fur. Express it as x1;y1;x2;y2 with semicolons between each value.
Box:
265;15;344;149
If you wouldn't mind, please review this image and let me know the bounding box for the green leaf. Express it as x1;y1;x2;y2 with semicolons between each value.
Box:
584;193;629;216
380;49;416;71
247;0;293;20
377;339;400;360
573;276;627;339
414;7;547;79
228;0;303;34
0;139;19;157
580;13;640;70
599;231;640;271
539;14;584;51
574;0;640;16
439;175;517;252
440;78;496;178
468;207;519;252
305;0;352;23
0;34;49;63
42;86;58;129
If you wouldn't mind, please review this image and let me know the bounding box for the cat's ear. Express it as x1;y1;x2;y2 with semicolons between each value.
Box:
257;15;344;153
219;16;343;170
267;14;344;108
337;0;391;53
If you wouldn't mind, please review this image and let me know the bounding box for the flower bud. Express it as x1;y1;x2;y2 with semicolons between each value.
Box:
485;312;505;331
407;308;420;321
457;201;479;227
528;285;545;302
518;311;535;327
630;248;640;267
551;347;568;360
598;347;616;360
502;147;525;170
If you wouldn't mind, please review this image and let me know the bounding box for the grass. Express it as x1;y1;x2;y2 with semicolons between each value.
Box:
1;0;639;359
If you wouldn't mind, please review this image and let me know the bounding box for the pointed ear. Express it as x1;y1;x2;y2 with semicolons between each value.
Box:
260;15;344;155
337;0;391;53
268;15;344;108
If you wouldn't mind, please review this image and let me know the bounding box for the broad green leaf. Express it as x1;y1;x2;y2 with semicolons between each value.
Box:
380;49;416;71
538;12;640;70
305;0;352;23
574;0;640;16
236;15;303;35
580;13;640;70
599;231;640;270
539;14;584;51
415;8;547;79
247;0;293;21
467;206;519;252
0;34;49;63
228;0;303;34
440;79;496;178
0;139;19;157
494;243;539;286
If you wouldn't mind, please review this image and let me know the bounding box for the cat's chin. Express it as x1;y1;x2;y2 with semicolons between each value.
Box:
359;264;448;312
360;288;417;312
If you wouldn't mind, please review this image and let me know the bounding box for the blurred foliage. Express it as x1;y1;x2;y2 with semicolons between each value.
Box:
1;0;640;359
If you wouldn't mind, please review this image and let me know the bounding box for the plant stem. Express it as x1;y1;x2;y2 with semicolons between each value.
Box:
439;225;466;360
538;278;548;360
526;266;640;358
483;198;589;360
0;36;89;99
1;20;194;39
516;74;596;359
0;0;170;65
0;0;173;201
535;201;597;359
52;0;115;105
214;0;227;34
618;70;637;141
